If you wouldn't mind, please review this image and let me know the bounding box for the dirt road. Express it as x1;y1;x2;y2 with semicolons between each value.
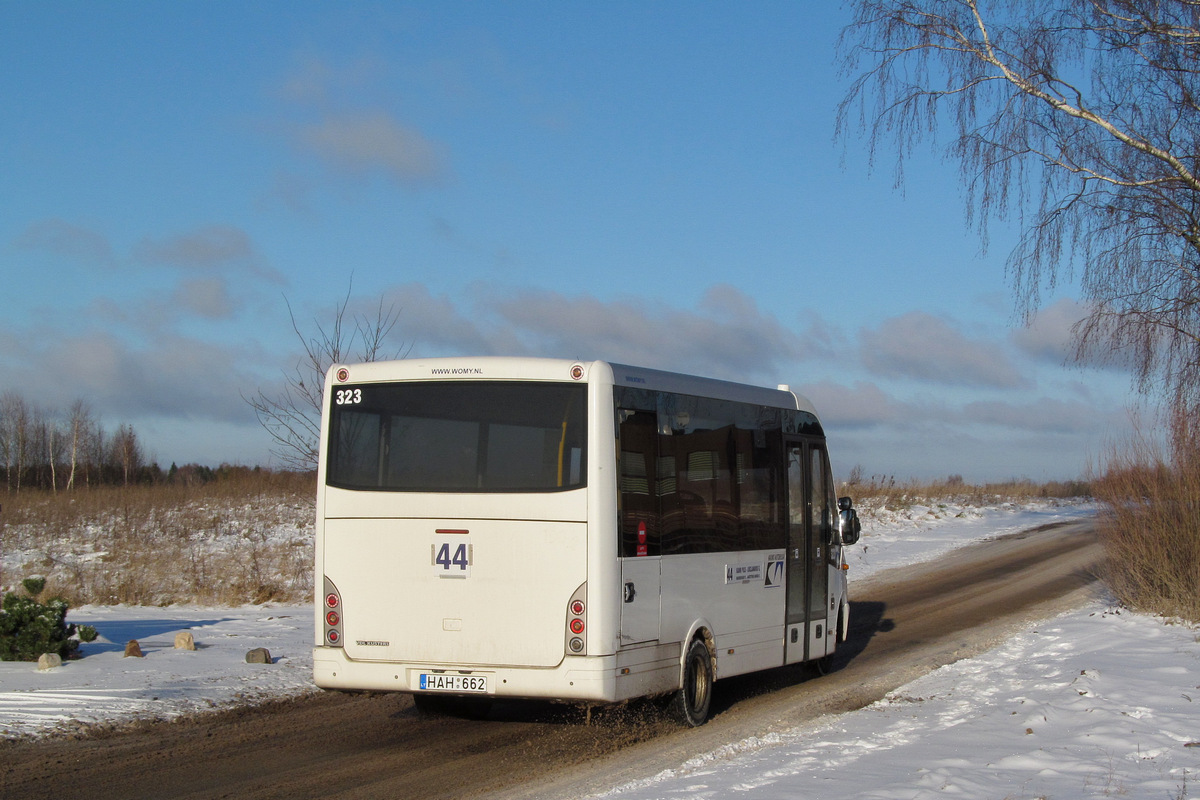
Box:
0;520;1101;800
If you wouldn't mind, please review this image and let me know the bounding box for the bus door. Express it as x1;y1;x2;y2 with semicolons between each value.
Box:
784;439;832;664
618;408;662;647
619;555;661;646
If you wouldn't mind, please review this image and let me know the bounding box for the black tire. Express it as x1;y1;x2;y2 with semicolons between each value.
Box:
669;638;714;727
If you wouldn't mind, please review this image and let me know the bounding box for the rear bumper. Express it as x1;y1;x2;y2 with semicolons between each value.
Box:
313;646;621;703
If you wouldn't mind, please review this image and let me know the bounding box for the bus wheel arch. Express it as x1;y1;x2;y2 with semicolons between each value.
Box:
669;631;715;727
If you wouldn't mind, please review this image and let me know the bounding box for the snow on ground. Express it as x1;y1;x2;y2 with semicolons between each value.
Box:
845;496;1093;582
3;498;1198;798
596;604;1200;800
0;605;314;739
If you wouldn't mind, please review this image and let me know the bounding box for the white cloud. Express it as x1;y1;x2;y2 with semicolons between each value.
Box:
1013;297;1143;375
28;332;257;422
860;311;1030;388
1011;298;1086;364
133;225;282;283
377;283;509;356
961;396;1119;435
0;272;1134;479
398;283;825;384
294;112;447;185
171;278;237;320
12;218;117;268
799;380;904;429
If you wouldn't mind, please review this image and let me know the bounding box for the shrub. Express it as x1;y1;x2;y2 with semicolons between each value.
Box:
840;473;1090;515
2;475;315;606
1093;406;1200;622
0;586;81;661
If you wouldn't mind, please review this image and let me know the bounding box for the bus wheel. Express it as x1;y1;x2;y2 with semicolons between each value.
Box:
670;638;714;727
813;653;834;676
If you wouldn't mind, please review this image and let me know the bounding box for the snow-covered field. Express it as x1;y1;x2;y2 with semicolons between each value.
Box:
3;498;1198;799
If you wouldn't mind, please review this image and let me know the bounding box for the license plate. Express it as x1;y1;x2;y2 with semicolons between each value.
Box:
418;673;489;693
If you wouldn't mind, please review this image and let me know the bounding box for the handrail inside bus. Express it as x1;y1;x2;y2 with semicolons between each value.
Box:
557;419;567;487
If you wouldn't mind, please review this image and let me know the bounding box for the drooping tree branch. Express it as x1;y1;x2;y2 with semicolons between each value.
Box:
839;0;1200;408
244;280;409;471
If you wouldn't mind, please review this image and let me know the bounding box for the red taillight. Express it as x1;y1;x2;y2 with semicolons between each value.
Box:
565;584;586;655
323;577;344;648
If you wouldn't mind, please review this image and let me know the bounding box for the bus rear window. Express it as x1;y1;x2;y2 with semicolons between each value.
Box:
327;381;587;492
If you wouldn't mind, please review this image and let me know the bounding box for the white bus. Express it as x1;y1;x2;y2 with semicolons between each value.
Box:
313;357;860;726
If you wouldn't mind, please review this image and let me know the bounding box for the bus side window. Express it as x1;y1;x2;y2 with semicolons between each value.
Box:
618;409;659;557
810;447;834;550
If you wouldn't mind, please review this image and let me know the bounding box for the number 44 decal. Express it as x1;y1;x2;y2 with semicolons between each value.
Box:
432;532;471;578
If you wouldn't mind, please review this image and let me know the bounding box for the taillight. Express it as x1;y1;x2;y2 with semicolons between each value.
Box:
323;577;343;648
565;583;586;655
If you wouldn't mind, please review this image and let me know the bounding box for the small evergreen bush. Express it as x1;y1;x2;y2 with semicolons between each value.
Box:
0;579;81;662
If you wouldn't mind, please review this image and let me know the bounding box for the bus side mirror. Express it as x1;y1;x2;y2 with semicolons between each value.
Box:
838;496;861;546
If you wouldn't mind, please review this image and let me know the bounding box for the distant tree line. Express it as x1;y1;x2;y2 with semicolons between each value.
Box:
0;391;151;491
0;390;312;493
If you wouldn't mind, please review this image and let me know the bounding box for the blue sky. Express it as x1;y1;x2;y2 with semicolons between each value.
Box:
1;2;1140;481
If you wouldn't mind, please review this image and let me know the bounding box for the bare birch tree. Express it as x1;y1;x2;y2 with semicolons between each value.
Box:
43;412;57;492
245;283;407;471
65;400;94;490
0;392;30;491
838;0;1200;419
109;423;142;486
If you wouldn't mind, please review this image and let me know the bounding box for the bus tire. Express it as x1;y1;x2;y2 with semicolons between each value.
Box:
670;638;714;727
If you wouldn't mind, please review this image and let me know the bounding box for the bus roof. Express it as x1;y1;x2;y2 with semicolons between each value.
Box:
606;362;817;417
329;356;820;419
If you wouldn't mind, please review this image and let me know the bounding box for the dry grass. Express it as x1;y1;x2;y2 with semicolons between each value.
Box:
1091;411;1200;623
1;472;315;606
840;472;1091;516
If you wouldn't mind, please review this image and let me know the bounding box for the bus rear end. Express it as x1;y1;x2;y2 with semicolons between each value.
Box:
312;359;616;703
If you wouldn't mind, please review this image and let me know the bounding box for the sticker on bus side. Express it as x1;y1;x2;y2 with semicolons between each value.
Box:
765;552;785;588
432;531;472;578
724;561;763;585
